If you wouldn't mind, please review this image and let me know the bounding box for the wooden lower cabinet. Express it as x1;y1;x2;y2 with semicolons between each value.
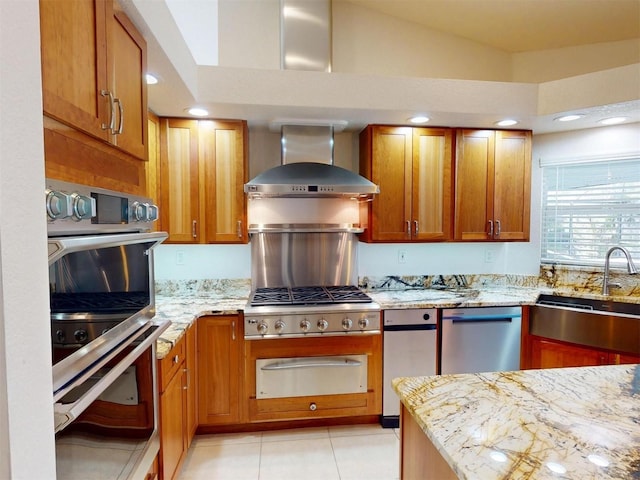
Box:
197;315;243;425
527;336;640;369
158;326;196;480
399;404;456;480
244;335;382;422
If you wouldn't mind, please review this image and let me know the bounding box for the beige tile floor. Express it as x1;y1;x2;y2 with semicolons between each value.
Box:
178;424;400;480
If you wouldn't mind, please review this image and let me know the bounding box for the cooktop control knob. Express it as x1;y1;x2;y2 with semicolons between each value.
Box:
358;317;369;330
70;193;95;221
300;319;311;332
317;318;329;332
274;320;286;333
342;318;353;330
257;321;269;335
74;329;88;343
132;201;147;221
147;204;159;222
55;329;65;342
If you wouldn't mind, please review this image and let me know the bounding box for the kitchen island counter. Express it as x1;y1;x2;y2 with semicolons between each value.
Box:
393;364;640;479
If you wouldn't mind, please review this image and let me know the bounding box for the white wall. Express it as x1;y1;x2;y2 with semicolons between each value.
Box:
0;1;56;478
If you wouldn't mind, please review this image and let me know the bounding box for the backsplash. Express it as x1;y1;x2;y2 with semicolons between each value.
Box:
155;266;639;299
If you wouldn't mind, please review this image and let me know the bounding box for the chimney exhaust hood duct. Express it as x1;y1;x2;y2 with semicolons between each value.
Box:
244;1;379;199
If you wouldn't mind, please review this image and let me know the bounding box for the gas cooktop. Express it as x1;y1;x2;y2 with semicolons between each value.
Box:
250;285;372;307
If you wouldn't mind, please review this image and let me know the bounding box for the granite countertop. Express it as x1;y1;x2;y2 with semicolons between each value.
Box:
393;364;640;480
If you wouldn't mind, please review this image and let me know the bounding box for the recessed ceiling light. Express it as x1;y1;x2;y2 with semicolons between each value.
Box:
599;116;628;125
554;114;584;122
409;115;430;124
495;119;518;127
145;73;159;85
187;107;209;117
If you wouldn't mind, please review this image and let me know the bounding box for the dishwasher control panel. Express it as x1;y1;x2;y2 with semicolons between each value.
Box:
383;309;437;327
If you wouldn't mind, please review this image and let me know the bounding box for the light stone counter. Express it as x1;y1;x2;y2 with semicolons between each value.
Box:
393;364;640;480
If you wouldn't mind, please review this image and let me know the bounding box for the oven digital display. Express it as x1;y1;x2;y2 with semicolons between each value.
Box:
91;193;128;224
308;185;318;192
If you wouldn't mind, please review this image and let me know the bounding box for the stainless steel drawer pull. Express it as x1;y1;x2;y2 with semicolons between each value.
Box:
261;358;362;370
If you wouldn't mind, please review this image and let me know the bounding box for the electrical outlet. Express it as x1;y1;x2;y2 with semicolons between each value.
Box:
398;249;407;264
176;250;185;265
484;248;495;263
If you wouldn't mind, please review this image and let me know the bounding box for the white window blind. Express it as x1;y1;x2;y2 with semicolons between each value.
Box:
540;155;640;266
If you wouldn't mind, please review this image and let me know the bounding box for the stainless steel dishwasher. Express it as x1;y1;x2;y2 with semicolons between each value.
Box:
382;309;437;428
441;306;522;374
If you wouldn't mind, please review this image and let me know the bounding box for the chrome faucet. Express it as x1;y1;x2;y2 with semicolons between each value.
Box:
602;246;638;295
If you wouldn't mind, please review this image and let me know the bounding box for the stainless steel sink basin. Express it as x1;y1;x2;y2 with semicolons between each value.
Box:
531;295;640;355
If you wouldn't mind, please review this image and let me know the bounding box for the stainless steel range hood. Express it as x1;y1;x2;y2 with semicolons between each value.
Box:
245;125;379;198
244;0;379;199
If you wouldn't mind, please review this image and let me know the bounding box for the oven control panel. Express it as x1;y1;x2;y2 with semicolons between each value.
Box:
46;178;159;235
244;309;381;339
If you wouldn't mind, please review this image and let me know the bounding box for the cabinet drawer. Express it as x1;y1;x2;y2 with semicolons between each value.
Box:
249;392;373;422
158;336;186;393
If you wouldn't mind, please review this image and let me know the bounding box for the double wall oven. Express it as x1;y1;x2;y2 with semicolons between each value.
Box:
243;224;382;422
46;179;168;479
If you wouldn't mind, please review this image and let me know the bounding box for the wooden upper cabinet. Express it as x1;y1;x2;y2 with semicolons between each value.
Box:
40;0;109;141
109;8;148;160
454;129;531;241
359;125;453;242
160;118;200;243
39;0;147;160
157;118;248;244
200;121;248;243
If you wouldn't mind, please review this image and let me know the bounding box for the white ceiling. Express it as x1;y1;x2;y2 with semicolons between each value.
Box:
124;0;640;134
344;0;640;53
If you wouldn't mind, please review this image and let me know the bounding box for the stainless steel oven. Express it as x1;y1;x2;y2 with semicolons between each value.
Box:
46;179;168;479
243;224;382;421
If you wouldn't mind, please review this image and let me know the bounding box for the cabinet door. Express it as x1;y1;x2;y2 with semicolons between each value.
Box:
185;324;198;448
412;128;453;241
160;367;186;480
146;112;161;218
197;316;242;425
40;0;110;141
454;129;494;240
109;9;147;160
530;337;609;369
369;126;413;241
493;130;531;241
160;119;200;243
200;121;248;243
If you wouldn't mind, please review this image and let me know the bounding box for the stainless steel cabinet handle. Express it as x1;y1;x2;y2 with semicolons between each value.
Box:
100;90;115;132
114;97;123;134
495;220;501;238
405;220;410;237
183;368;190;390
261;358;362;370
231;320;236;341
413;220;419;236
488;220;494;238
237;220;242;238
173;354;180;364
192;220;197;239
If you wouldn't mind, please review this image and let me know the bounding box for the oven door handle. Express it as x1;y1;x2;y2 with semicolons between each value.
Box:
53;320;169;433
261;358;362;370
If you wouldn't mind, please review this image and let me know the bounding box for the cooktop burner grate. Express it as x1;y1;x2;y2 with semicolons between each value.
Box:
250;285;372;306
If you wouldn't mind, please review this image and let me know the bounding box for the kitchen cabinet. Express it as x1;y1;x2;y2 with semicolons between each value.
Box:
158;118;248;244
244;335;382;422
526;336;640;369
158;326;196;480
454;129;531;241
40;0;148;161
359;125;454;242
197;315;243;425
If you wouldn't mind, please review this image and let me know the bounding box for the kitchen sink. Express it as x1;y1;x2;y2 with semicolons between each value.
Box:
531;294;640;355
536;294;640;316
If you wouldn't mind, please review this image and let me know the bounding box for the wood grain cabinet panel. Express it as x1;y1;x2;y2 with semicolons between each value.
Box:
197;315;243;425
360;125;453;242
40;0;147;161
454;129;531;241
157;119;248;244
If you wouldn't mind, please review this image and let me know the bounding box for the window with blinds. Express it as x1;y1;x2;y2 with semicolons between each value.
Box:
540;156;640;266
